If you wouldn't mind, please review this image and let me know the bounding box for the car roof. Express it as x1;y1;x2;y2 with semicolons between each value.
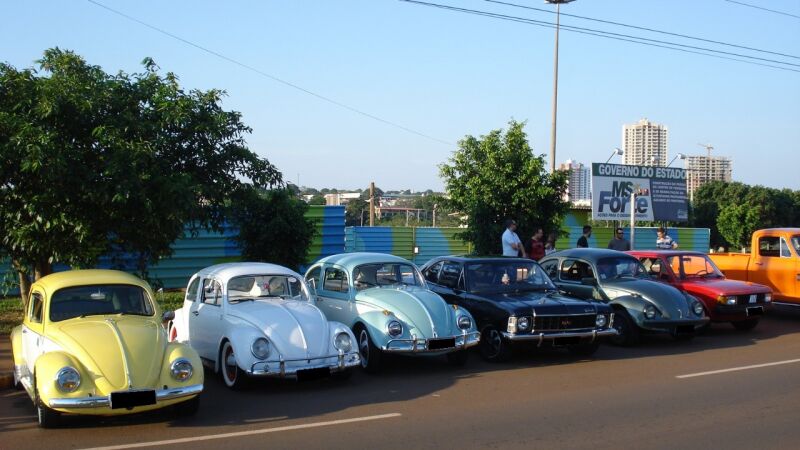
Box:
195;262;301;282
33;269;151;295
313;252;414;270
543;248;635;261
426;255;534;265
628;250;706;257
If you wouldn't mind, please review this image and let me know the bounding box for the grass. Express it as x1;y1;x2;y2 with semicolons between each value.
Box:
0;291;186;335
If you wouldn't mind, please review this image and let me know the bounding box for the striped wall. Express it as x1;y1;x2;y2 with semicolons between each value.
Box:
345;226;472;265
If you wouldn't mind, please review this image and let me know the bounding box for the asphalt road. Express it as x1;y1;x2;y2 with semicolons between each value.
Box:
2;309;800;450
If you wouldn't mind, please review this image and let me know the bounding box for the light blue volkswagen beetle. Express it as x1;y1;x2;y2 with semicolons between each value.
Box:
305;253;480;371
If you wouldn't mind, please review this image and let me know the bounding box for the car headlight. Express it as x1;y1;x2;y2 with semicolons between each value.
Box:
644;305;657;320
170;358;193;382
595;314;607;327
507;316;518;333
251;337;271;360
717;294;737;305
55;367;81;392
693;301;705;316
334;332;352;352
516;316;530;331
388;320;403;337
765;293;772;303
457;315;472;330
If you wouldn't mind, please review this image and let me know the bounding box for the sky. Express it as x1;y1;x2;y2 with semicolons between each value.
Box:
2;0;799;192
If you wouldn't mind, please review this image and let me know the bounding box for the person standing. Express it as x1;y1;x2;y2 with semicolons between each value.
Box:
526;227;546;261
577;225;592;248
656;227;678;249
544;233;557;255
608;227;631;251
502;219;526;257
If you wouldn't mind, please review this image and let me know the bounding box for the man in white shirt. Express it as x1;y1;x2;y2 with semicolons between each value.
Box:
656;227;678;249
502;219;525;257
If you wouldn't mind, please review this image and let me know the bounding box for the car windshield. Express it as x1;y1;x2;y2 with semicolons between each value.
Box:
793;236;800;256
668;254;724;279
227;275;309;302
49;284;154;322
596;257;648;281
465;261;556;294
353;263;423;291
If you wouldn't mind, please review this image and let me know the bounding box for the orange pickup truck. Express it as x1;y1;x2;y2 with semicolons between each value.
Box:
709;228;800;306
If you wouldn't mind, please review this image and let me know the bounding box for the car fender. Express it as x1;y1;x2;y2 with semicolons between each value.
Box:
34;351;90;405
609;295;650;325
159;342;204;387
354;310;399;347
10;325;24;367
326;321;358;352
169;306;190;342
216;322;263;373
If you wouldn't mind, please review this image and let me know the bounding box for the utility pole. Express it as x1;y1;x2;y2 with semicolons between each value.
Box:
546;0;575;173
369;182;375;227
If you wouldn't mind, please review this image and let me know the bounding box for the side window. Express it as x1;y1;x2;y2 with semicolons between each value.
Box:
186;277;200;302
202;279;222;306
323;268;349;293
540;260;559;279
561;259;593;282
759;236;781;258
780;238;791;258
423;261;443;283
29;292;44;323
305;266;321;291
438;262;463;289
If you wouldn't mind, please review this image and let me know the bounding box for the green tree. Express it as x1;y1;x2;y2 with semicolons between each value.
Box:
345;198;368;226
439;120;569;254
717;203;762;250
0;49;282;299
308;194;326;205
228;189;314;271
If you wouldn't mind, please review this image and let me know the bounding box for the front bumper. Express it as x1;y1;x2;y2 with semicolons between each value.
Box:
383;331;480;354
639;317;709;333
248;350;361;377
48;383;203;409
712;303;769;321
502;328;618;345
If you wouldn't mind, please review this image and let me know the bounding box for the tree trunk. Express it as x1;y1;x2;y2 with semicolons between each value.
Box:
34;259;53;281
12;260;31;306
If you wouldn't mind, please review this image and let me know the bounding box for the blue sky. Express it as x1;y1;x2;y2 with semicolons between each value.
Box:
2;0;798;191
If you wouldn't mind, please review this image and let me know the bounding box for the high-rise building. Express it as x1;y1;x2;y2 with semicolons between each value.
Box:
685;155;733;200
622;118;668;166
559;159;591;202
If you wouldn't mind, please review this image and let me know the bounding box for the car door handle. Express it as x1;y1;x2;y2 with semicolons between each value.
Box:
754;262;764;265
192;311;199;316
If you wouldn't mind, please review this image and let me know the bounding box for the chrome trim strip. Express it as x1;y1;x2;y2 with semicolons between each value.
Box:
48;384;203;409
502;329;618;342
105;318;133;389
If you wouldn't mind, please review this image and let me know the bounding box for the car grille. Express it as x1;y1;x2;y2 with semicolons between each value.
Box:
534;314;596;331
736;293;766;305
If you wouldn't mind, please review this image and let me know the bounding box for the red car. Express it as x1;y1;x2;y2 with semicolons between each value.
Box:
628;250;772;331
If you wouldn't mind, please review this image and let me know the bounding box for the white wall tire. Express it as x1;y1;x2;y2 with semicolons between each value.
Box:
220;341;247;389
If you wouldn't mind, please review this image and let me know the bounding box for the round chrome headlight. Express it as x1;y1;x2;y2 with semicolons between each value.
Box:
644;305;657;319
516;316;530;331
251;337;271;360
334;332;352;352
387;320;403;337
595;314;607;327
170;358;193;382
693;301;705;316
457;315;472;330
55;367;81;392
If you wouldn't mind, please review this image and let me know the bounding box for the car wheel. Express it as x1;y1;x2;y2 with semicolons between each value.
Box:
220;341;248;389
568;341;600;357
446;350;469;366
732;318;760;331
174;395;200;417
355;325;382;373
479;327;513;362
610;309;640;346
35;386;60;428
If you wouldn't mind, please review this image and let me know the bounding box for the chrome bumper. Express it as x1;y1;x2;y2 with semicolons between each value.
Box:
502;328;618;345
382;331;480;353
48;383;203;409
248;350;361;377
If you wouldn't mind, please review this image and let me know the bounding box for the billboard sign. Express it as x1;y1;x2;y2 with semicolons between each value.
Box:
591;163;688;222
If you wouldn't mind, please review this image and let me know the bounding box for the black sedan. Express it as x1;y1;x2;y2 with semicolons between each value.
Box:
420;256;617;362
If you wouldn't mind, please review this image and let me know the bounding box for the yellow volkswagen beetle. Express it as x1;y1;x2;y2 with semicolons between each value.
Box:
10;270;203;427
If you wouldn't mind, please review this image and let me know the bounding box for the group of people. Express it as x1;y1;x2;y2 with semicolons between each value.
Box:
502;220;678;261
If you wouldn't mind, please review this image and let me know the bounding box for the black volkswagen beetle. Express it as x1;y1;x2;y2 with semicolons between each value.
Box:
420;256;617;362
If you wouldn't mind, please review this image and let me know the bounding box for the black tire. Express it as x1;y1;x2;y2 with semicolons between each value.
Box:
219;340;248;389
35;387;60;428
732;318;760;331
446;350;469;366
174;395;200;417
568;341;600;357
355;324;382;373
610;309;640;346
479;326;513;362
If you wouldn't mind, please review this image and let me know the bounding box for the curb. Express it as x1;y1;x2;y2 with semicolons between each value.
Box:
0;372;13;390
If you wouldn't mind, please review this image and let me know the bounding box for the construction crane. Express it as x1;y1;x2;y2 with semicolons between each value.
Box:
697;143;714;159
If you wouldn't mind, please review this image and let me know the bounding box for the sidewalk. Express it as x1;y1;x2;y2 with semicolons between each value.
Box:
0;336;13;389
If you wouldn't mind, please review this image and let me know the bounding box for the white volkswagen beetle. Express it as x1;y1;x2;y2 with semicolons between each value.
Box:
169;263;360;388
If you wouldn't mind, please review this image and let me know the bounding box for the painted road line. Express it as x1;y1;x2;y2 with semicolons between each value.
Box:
78;412;403;450
676;358;800;379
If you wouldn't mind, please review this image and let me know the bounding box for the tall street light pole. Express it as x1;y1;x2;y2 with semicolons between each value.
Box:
547;0;574;173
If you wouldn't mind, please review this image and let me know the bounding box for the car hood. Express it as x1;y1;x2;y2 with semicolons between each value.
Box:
48;315;165;391
355;286;455;337
227;299;331;359
681;278;771;296
477;291;601;315
604;279;691;319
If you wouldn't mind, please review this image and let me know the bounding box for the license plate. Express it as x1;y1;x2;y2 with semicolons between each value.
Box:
675;325;694;335
296;367;330;380
427;338;456;350
747;306;764;316
110;390;156;409
553;337;581;346
749;295;757;304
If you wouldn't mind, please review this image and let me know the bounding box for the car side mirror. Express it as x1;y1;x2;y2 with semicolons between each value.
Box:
162;310;175;322
581;277;597;286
